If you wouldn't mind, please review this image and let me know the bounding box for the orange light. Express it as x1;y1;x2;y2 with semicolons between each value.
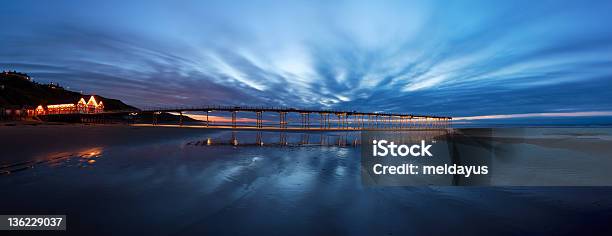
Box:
47;104;75;109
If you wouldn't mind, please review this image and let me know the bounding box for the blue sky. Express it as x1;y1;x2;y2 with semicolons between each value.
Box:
1;0;612;121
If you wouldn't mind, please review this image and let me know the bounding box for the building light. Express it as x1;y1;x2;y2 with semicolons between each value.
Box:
38;96;104;115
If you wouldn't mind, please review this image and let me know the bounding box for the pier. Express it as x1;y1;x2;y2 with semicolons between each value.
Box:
37;105;452;130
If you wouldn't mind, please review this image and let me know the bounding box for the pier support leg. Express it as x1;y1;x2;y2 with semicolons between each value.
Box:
279;112;287;129
320;113;323;129
256;111;263;128
179;111;183;126
232;111;237;128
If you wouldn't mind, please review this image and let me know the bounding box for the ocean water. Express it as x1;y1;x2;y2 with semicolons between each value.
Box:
1;127;611;235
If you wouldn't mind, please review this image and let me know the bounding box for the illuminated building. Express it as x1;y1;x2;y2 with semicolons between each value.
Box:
85;96;104;113
35;105;45;115
35;96;104;115
0;106;35;120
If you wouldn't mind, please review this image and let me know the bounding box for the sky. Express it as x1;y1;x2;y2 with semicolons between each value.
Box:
1;0;612;122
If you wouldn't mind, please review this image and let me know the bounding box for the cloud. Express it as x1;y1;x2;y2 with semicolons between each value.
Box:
1;0;612;122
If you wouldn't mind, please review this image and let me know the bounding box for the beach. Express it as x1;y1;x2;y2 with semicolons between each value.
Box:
1;124;612;234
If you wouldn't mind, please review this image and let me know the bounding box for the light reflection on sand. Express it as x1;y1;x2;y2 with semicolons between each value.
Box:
0;147;104;174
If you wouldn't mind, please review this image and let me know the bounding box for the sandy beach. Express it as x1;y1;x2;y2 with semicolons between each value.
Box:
1;124;612;234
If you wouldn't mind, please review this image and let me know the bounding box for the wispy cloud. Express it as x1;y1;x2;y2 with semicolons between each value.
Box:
1;0;612;122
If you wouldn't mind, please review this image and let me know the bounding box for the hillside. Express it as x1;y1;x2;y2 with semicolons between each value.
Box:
0;71;137;111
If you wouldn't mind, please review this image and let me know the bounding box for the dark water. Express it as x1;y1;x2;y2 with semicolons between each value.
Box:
1;128;612;235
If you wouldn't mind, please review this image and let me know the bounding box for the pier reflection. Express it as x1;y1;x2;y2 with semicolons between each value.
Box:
186;130;450;148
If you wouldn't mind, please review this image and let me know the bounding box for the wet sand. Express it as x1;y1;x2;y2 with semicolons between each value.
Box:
0;123;219;165
1;125;612;235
